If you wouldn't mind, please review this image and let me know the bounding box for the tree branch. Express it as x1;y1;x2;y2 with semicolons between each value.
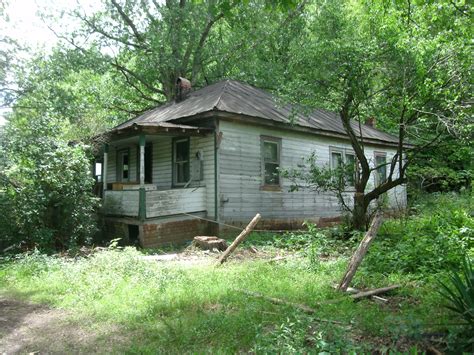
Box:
110;0;145;44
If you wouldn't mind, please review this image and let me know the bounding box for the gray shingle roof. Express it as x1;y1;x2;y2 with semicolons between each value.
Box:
113;80;399;145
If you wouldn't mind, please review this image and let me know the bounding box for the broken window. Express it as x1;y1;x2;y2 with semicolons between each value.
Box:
173;137;190;186
261;136;281;186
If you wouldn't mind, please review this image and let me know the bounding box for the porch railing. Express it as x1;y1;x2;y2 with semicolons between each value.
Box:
103;187;207;218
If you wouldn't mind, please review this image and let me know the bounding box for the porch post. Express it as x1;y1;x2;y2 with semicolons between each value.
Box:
103;143;109;193
138;134;146;220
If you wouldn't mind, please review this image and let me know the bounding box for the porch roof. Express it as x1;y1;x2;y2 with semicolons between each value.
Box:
110;121;213;137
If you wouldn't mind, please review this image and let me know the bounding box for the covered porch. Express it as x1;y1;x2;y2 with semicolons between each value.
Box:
97;121;217;245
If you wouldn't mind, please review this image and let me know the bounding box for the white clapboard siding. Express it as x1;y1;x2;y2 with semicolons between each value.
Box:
146;187;207;218
217;120;407;223
103;190;139;217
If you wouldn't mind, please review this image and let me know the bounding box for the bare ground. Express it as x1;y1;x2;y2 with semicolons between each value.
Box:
0;295;127;354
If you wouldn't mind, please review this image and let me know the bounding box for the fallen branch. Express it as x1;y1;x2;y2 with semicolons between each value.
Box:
238;289;346;325
351;285;400;300
239;289;316;314
338;211;384;291
217;213;261;264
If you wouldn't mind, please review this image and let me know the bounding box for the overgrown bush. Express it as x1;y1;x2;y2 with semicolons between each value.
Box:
0;115;99;251
364;192;473;275
439;256;474;352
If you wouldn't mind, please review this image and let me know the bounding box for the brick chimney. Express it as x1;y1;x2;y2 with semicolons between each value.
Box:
175;77;191;102
366;117;376;128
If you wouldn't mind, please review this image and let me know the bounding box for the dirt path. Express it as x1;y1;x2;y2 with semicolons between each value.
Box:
0;296;125;354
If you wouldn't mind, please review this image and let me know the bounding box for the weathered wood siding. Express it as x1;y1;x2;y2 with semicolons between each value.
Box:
146;187;207;218
217;120;407;224
103;190;139;217
104;134;215;218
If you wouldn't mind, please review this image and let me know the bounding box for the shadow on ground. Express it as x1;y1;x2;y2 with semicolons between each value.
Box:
0;294;129;354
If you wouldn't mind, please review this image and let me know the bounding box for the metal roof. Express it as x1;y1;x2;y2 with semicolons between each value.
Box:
112;80;399;145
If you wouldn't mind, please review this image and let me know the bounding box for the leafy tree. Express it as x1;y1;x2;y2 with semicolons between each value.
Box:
0;113;99;251
280;0;472;229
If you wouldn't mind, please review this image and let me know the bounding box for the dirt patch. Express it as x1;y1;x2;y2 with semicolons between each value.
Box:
140;247;296;267
0;295;127;354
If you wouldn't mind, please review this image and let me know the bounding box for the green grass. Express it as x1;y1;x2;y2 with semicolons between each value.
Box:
0;247;451;353
2;192;471;353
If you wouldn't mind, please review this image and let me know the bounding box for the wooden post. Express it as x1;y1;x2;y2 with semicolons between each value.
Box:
138;134;146;221
103;144;108;192
338;211;384;291
218;213;261;264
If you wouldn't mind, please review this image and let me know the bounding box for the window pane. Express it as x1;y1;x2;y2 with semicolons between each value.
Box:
264;163;279;185
176;140;189;162
122;153;129;180
375;155;387;185
331;152;342;169
176;162;189;183
264;141;278;162
345;154;356;186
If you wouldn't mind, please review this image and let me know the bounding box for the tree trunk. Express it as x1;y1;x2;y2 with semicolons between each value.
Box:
352;192;367;231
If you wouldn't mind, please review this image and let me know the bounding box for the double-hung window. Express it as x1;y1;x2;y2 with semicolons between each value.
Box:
374;153;387;186
173;137;190;186
261;136;281;187
330;147;357;188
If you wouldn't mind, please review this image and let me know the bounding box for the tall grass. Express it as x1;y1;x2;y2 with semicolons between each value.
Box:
0;246;449;353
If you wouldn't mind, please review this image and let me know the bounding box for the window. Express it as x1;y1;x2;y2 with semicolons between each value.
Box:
261;136;281;186
330;147;357;187
375;153;387;186
345;153;356;186
173;138;190;186
117;149;130;182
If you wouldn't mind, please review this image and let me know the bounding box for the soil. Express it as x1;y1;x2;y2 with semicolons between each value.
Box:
0;295;127;354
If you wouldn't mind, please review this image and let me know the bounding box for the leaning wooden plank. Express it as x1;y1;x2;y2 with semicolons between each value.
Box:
217;213;261;264
350;285;400;299
338;211;384;291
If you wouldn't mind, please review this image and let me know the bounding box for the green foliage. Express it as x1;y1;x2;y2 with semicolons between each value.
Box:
438;256;474;352
0;247;450;352
365;193;474;275
0;115;99;251
282;152;357;214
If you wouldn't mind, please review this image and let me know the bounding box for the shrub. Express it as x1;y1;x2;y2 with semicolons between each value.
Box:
0;115;99;251
364;192;473;275
438;256;474;352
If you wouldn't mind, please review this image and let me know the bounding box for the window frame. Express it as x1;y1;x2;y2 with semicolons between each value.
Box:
116;148;130;182
374;151;387;186
260;135;282;189
329;146;357;189
172;137;190;187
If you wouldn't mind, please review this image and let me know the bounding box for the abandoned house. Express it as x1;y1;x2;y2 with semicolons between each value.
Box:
97;79;406;247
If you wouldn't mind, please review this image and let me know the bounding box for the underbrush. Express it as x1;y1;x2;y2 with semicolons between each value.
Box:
0;246;448;353
1;192;471;352
365;192;473;275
